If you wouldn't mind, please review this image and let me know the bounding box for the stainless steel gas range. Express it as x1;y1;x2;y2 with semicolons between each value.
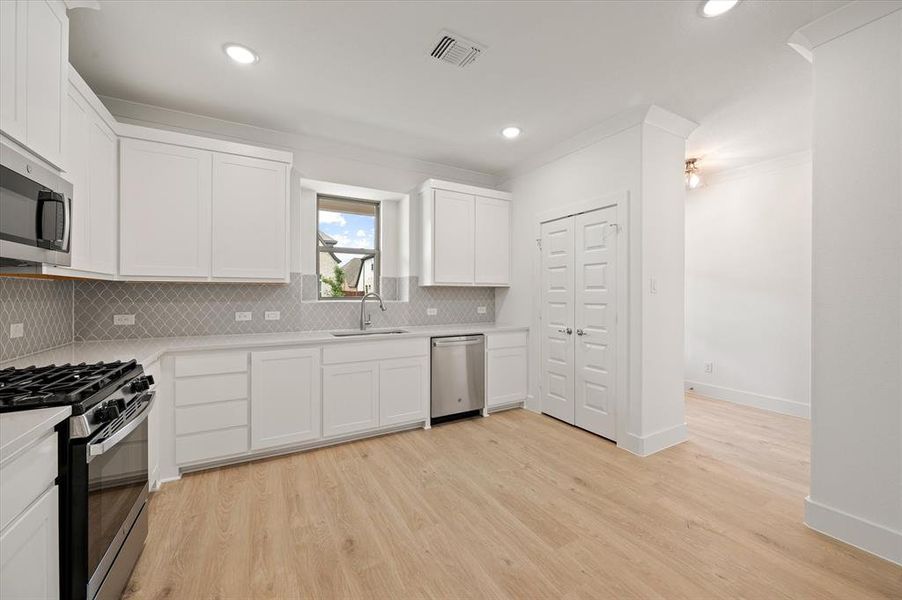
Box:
0;360;155;600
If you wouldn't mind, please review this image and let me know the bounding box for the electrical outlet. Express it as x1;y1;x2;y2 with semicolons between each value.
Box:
113;314;135;326
9;323;24;339
426;308;438;316
477;306;487;314
235;312;252;322
264;311;280;321
704;362;714;374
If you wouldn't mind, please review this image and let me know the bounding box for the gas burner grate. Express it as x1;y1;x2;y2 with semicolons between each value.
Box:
0;360;138;412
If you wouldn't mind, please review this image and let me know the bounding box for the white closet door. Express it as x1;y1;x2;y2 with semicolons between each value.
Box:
573;208;618;440
540;218;575;424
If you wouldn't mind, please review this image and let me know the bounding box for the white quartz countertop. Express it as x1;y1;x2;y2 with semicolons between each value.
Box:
0;324;529;370
0;406;70;464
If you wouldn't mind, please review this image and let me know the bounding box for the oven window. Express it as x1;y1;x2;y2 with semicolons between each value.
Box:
87;418;148;579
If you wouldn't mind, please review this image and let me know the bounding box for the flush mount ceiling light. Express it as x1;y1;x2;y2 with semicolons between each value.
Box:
685;158;702;190
700;0;740;18
501;126;522;139
224;43;259;65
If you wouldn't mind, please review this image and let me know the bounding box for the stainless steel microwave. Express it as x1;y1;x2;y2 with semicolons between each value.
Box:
0;142;72;270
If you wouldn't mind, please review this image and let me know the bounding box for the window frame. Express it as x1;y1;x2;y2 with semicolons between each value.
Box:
316;194;381;300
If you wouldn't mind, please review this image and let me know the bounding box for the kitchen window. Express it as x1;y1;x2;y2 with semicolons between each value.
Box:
317;195;380;299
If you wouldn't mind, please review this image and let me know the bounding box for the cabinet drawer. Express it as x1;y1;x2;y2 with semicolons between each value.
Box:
486;331;527;350
322;338;427;365
176;400;247;436
174;352;247;377
0;432;57;533
175;373;247;407
176;428;247;465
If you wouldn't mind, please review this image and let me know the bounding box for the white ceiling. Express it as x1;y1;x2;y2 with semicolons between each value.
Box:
69;1;845;177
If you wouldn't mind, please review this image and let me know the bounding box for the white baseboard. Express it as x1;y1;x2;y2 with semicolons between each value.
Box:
805;497;902;565
685;381;810;419
524;393;540;413
619;422;688;456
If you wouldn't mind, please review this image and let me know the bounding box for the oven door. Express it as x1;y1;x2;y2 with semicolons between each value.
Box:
84;392;154;599
0;143;72;268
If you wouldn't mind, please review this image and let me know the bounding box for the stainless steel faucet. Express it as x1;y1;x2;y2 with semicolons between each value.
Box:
359;292;386;330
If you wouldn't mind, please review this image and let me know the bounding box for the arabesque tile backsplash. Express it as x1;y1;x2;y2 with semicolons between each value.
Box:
72;274;493;341
0;277;74;362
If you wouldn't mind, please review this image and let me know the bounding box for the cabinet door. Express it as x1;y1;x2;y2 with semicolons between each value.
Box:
0;486;59;600
120;138;212;277
322;362;379;438
487;347;528;407
250;348;321;450
25;0;67;168
86;115;118;275
474;196;511;285
0;0;27;143
65;86;91;270
379;357;428;426
433;189;474;284
212;154;288;280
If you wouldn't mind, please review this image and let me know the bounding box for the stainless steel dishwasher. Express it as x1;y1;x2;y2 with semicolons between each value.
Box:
431;335;485;419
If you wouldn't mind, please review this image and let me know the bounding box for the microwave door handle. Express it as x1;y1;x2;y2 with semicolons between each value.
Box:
61;193;70;251
87;392;155;460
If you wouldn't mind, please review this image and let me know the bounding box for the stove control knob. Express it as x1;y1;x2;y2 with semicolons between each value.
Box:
129;376;153;393
95;401;121;423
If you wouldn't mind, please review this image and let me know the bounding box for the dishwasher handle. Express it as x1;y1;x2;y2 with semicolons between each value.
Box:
432;336;483;347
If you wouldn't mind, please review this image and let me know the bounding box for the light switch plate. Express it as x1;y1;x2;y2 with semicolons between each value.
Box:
9;323;24;339
113;314;135;326
427;308;438;316
477;306;487;314
235;312;252;322
704;362;714;374
264;311;280;321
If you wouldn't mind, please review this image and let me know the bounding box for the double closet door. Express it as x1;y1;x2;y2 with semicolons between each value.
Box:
540;206;618;440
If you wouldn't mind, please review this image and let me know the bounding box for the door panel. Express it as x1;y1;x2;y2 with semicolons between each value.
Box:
574;207;617;439
433;189;474;284
251;348;321;450
322;362;379;438
474;196;510;285
540;218;575;423
212;154;287;279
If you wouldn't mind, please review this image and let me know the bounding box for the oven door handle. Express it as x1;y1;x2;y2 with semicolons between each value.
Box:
88;392;155;459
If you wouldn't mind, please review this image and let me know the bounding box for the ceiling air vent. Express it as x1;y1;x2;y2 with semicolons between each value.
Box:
429;30;485;68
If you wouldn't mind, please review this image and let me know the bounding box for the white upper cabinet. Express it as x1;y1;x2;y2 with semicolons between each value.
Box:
0;0;68;169
119;138;213;278
474;196;511;285
61;69;118;277
117;125;292;282
417;179;512;287
212;153;288;280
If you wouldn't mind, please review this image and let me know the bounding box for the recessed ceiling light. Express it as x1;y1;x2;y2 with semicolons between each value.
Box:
224;43;259;65
501;126;521;139
700;0;740;18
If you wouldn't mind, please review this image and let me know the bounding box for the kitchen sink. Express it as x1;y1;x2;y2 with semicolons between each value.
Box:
331;329;408;337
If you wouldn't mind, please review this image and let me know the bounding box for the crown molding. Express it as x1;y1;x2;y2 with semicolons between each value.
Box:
788;1;902;62
500;104;696;183
98;96;500;189
64;1;100;10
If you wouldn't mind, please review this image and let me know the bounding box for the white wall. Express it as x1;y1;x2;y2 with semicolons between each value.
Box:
498;106;694;456
685;154;812;418
799;5;901;565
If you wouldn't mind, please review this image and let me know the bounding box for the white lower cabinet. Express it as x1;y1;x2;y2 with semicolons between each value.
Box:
173;352;249;466
0;486;59;600
379;357;429;426
322;361;380;438
250;348;321;450
486;332;529;408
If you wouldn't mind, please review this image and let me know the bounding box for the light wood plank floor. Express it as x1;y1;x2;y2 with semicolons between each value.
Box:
124;395;902;599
